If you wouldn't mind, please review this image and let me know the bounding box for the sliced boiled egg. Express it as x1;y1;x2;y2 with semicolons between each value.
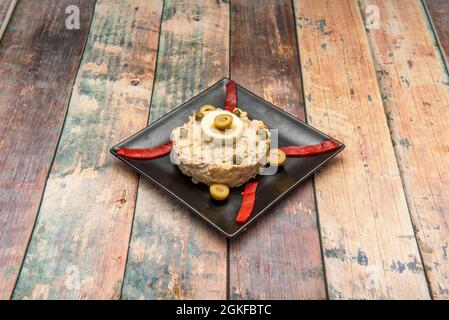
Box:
201;110;243;144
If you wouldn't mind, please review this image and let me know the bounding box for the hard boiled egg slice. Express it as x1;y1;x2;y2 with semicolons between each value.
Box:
201;110;243;144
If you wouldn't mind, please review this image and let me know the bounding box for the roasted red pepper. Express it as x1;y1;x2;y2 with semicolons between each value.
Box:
280;140;339;157
236;181;259;223
116;141;172;160
224;80;237;112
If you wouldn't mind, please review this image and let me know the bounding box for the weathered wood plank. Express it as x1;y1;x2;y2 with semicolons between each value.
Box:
0;0;96;300
424;0;449;66
293;0;430;299
229;0;326;300
0;0;17;40
360;0;449;299
12;0;163;300
121;0;229;300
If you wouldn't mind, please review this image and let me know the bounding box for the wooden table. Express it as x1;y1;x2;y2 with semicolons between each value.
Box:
0;0;448;300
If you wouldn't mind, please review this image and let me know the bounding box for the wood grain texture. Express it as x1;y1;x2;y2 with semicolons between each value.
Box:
12;0;163;300
229;0;326;300
121;0;229;300
0;0;17;40
0;0;95;300
424;0;449;66
0;0;13;19
360;0;449;299
294;0;430;299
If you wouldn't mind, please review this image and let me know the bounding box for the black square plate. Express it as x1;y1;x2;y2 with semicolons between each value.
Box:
111;78;344;238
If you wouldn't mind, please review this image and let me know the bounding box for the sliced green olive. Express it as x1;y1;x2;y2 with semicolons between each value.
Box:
214;114;233;130
266;141;271;155
233;108;242;117
268;148;286;167
210;183;230;201
200;105;216;113
257;128;268;139
232;154;243;165
195;112;204;121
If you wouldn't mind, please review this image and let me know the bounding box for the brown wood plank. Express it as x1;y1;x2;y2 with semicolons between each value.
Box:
121;0;229;299
361;0;449;299
294;0;430;299
424;0;449;67
0;0;17;40
12;0;164;299
0;0;96;300
0;0;13;18
229;0;326;300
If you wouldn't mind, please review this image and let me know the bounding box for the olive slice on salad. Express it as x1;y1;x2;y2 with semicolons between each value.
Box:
214;114;233;130
195;112;205;121
268;148;286;167
257;128;268;139
232;108;242;117
200;105;217;113
210;184;230;201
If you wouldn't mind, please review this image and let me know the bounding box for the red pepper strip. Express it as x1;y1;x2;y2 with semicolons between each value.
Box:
280;140;339;157
116;141;172;160
224;80;237;112
236;181;259;223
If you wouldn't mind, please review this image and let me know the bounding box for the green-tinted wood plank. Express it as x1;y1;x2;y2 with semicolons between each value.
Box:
229;0;326;299
0;0;96;300
13;0;163;299
121;0;229;300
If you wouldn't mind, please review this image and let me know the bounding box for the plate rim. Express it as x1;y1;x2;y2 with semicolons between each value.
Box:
110;77;345;238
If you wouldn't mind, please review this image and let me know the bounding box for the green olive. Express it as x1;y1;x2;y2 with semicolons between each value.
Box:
233;108;242;117
266;141;271;155
257;128;268;139
232;154;243;165
195;112;204;121
214;114;233;130
268;148;286;167
200;105;216;113
210;184;230;201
